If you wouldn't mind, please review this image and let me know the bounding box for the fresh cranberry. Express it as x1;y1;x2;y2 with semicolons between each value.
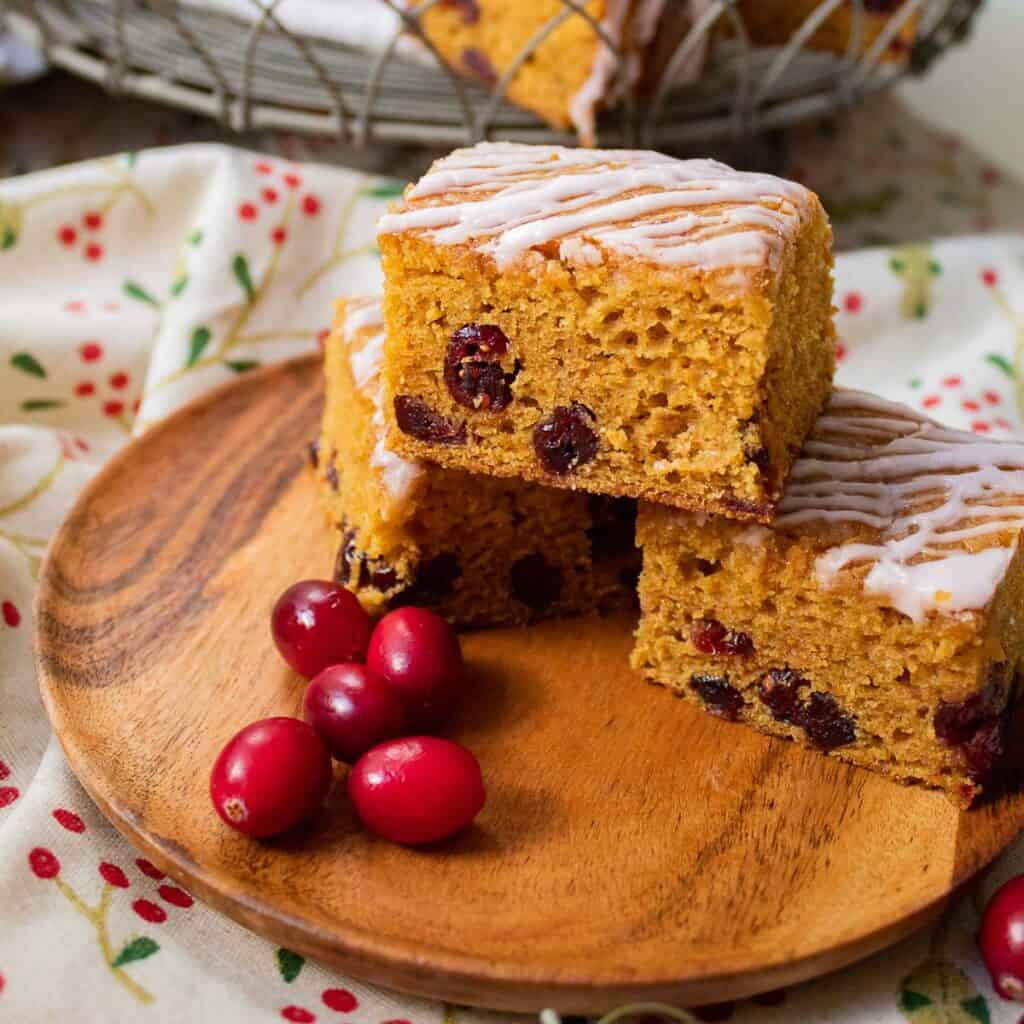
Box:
210;718;332;838
367;607;464;726
690;618;754;657
304;664;407;763
348;737;485;845
393;395;466;445
980;875;1024;1000
532;403;599;475
689;674;745;721
271;580;371;679
444;324;517;411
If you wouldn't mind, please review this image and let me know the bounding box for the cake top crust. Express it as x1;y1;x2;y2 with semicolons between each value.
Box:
772;389;1024;623
377;141;818;275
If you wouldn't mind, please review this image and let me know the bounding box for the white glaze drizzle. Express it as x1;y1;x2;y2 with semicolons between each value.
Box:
340;297;422;506
773;389;1024;623
377;141;815;273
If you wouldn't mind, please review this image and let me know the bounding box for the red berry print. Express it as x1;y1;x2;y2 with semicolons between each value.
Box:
973;421;991;434
29;847;60;879
922;395;941;409
982;268;999;288
2;602;20;627
271;227;288;246
301;194;321;216
79;341;103;363
283;172;302;189
0;971;5;994
0;761;8;780
82;211;103;231
75;438;90;452
103;401;125;417
997;417;1012;430
99;862;130;888
255;161;274;175
381;1019;412;1024
132;899;167;924
84;243;103;262
58;225;77;246
835;342;846;361
0;787;19;808
962;399;981;412
74;381;95;397
843;291;863;313
136;858;165;880
943;375;962;388
985;390;1002;406
281;1007;316;1023
158;884;193;908
238;202;258;222
109;372;129;390
262;187;279;204
64;299;86;314
53;808;86;833
321;988;357;1012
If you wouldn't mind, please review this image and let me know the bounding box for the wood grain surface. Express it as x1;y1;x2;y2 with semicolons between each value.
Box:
34;355;1024;1014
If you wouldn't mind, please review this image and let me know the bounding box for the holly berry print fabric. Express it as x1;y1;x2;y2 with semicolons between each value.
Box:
2;143;1024;1023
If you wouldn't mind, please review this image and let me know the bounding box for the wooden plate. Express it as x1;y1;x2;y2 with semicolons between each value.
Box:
35;355;1024;1014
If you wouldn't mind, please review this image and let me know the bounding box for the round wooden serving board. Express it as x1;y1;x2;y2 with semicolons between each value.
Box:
36;355;1024;1014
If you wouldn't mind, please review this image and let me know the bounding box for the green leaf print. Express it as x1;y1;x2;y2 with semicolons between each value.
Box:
899;960;990;1023
1;226;15;250
20;399;65;411
224;360;260;373
170;276;189;297
889;244;941;320
986;353;1015;378
112;936;159;967
123;280;160;308
187;228;203;246
10;353;46;378
0;201;22;250
276;947;304;983
233;253;255;302
366;179;406;199
187;327;212;367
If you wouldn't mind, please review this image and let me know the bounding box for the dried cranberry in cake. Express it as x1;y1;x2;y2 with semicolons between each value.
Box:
689;674;745;721
747;446;772;475
444;324;518;412
586;496;637;561
334;528;398;592
801;692;856;751
758;668;808;725
307;440;320;469
392;553;462;607
394;395;467;445
962;719;1005;784
461;47;497;85
934;662;1009;746
690;618;754;657
440;0;480;23
533;403;598;476
510;553;563;612
325;459;339;491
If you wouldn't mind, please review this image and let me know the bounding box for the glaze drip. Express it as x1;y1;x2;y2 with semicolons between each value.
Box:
774;389;1024;623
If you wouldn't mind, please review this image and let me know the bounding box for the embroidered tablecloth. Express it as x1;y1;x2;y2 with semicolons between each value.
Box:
3;76;1024;1024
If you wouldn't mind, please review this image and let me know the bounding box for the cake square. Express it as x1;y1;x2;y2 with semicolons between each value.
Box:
314;295;639;627
377;142;836;522
632;389;1024;805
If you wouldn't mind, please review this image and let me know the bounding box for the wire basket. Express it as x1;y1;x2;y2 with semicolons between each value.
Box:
2;0;982;150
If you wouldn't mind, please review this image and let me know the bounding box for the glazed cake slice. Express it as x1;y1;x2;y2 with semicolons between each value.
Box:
314;295;639;627
377;142;835;522
632;389;1024;806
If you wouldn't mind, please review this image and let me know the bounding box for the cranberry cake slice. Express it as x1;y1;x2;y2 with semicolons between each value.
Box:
315;295;638;627
633;389;1024;806
377;142;835;522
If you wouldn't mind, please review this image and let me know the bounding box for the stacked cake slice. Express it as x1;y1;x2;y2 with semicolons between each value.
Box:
316;140;1024;807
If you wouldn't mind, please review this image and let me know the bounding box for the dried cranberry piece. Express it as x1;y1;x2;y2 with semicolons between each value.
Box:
441;0;480;22
510;553;563;612
689;674;745;721
934;662;1009;745
690;618;754;657
759;668;808;725
391;553;462;608
324;459;339;491
533;403;599;475
801;692;856;751
586;496;637;561
394;395;466;446
461;47;497;84
307;440;320;469
963;719;1005;784
721;496;769;519
444;324;518;412
747;446;772;474
334;528;398;592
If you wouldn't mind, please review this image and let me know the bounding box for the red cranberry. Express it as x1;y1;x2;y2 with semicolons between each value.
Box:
441;0;480;23
304;664;407;763
444;324;517;411
980;875;1024;1001
210;718;332;838
367;607;464;725
461;47;497;84
271;580;371;679
689;674;745;721
759;668;808;725
533;403;598;475
801;691;856;751
348;737;485;845
690;618;754;657
393;395;466;445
